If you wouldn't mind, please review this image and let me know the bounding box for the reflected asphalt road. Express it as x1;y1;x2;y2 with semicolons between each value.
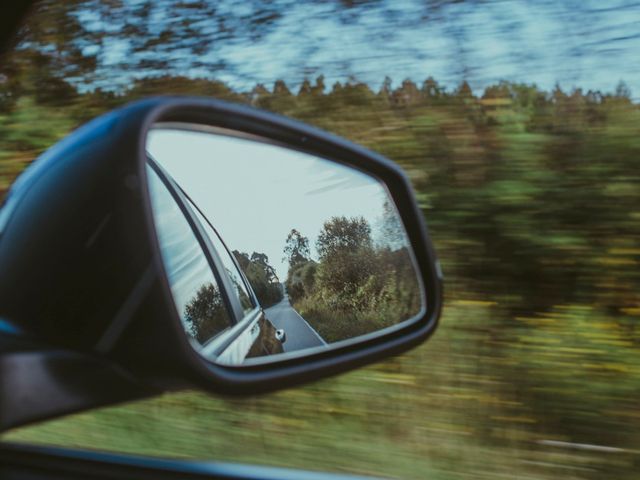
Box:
264;294;326;353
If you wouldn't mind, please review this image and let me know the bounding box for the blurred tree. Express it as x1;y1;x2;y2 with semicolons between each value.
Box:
6;0;96;105
392;79;420;106
273;79;292;96
0;64;22;112
379;76;393;100
298;78;312;96
456;80;473;98
249;83;270;105
421;76;444;100
615;80;632;100
311;75;326;96
123;76;237;101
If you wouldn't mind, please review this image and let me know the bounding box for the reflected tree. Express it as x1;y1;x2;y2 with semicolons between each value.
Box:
233;250;283;308
284;215;421;343
184;282;229;345
283;228;310;268
316;215;372;260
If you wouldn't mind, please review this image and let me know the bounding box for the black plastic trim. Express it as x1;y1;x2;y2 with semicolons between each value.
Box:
0;348;154;431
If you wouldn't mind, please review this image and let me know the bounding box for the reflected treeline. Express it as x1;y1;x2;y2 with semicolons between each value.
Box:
233;251;283;308
284;215;421;342
3;72;640;478
179;251;284;347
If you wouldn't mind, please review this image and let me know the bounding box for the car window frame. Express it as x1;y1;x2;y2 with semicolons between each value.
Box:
179;192;267;361
146;157;245;329
145;161;235;344
185;195;258;315
147;155;267;363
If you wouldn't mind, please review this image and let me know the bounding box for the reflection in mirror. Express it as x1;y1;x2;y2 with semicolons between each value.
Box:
146;164;231;346
146;124;423;365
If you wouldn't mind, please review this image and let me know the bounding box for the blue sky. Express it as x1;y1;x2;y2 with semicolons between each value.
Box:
88;0;640;98
220;0;638;96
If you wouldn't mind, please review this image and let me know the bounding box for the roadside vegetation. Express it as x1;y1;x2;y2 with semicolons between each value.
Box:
2;72;639;480
283;216;421;342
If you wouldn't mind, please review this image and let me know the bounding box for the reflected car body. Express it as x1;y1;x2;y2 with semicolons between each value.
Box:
217;314;285;364
148;156;284;365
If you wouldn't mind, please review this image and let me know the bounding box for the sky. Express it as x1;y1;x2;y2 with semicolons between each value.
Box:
146;128;407;279
82;0;640;98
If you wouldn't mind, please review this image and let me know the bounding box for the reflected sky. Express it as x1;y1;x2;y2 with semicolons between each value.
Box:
146;128;400;279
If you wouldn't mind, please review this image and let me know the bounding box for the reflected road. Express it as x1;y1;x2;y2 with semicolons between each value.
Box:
264;295;326;353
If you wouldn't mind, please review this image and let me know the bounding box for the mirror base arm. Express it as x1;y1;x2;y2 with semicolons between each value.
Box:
0;339;158;432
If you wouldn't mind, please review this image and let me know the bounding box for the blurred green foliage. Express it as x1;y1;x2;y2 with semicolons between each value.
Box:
2;71;638;479
1;13;640;477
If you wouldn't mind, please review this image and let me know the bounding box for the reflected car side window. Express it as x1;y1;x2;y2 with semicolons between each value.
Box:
146;164;232;345
188;201;255;316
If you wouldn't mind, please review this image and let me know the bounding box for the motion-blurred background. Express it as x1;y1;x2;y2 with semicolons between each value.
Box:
1;1;639;478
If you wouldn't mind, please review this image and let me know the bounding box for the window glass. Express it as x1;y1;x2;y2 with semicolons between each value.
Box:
189;201;255;316
147;164;231;344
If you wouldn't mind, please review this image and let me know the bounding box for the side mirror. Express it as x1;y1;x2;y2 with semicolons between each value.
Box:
0;97;442;428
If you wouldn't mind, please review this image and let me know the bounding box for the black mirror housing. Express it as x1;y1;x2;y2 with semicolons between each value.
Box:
0;97;442;429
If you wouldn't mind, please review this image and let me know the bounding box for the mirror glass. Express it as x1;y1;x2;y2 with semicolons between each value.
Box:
146;123;424;365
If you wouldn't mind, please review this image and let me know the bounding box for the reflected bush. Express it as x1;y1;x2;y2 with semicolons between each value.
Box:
286;216;422;342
